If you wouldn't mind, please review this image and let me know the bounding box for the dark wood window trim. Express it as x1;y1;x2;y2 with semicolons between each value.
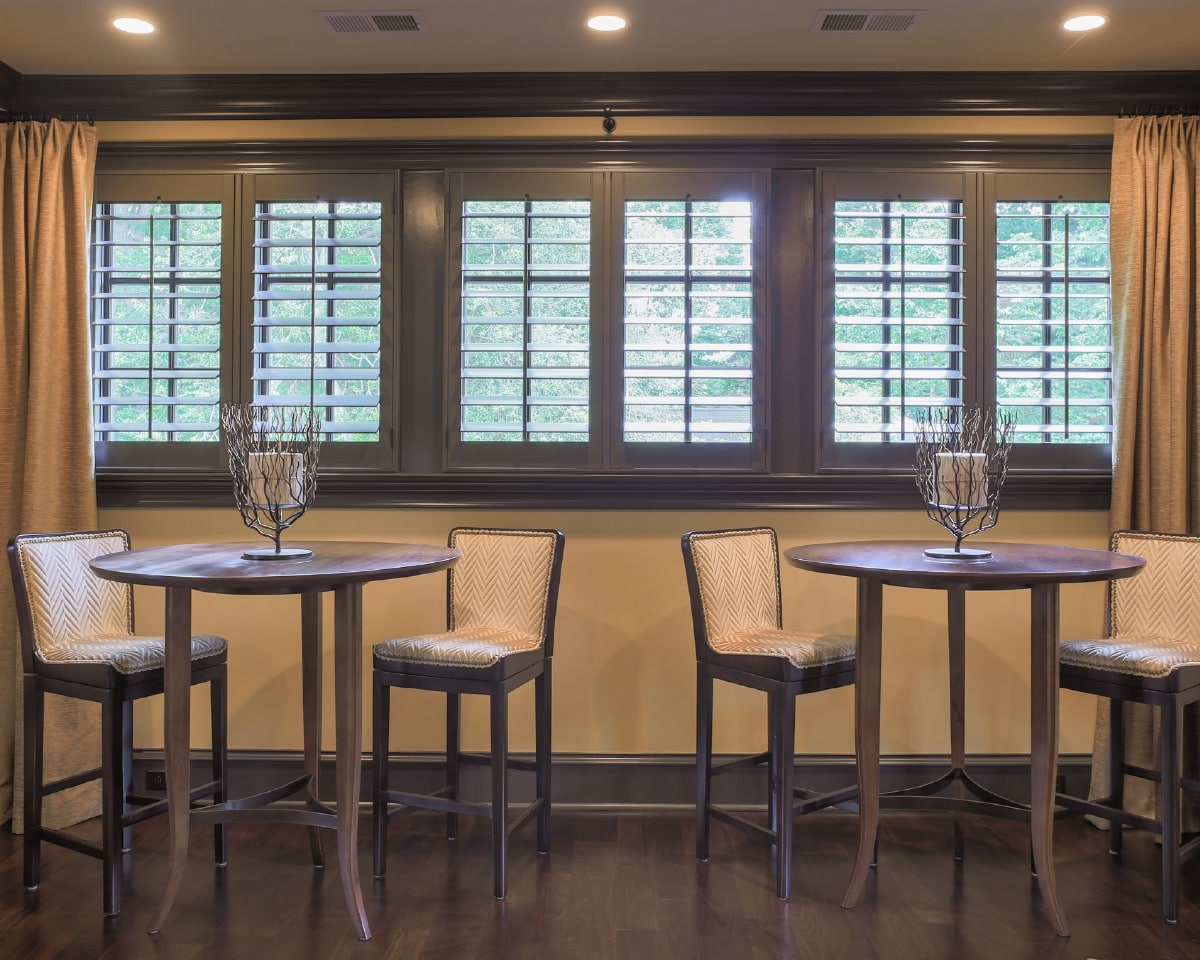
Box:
92;137;1114;511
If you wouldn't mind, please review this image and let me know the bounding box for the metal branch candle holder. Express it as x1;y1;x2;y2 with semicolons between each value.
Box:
914;407;1013;561
222;404;322;560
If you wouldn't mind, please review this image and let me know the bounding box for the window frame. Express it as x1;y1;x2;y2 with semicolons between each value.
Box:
239;171;398;471
446;170;605;470
982;171;1113;472
818;167;1113;475
89;140;1114;510
91;172;236;470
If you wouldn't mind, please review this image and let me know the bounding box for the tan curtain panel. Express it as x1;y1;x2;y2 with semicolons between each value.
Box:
0;119;101;831
1100;114;1200;824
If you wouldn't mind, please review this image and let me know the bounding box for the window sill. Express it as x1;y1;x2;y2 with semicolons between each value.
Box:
95;470;1110;511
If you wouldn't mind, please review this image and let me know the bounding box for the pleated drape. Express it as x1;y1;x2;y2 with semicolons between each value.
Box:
1096;114;1200;824
0;119;100;830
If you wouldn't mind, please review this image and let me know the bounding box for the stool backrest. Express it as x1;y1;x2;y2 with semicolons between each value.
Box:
682;527;782;660
446;527;565;656
1110;530;1200;642
8;529;134;674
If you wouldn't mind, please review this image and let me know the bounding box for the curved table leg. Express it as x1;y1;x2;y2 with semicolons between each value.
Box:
301;590;325;868
150;586;193;935
1029;582;1069;937
843;576;883;909
333;582;371;941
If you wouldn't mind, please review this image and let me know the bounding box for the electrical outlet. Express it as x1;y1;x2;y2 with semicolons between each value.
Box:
146;770;166;791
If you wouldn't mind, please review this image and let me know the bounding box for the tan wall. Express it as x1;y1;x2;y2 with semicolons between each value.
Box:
100;111;1115;760
101;506;1111;758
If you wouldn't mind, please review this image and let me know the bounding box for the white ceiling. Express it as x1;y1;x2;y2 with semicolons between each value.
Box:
2;1;1197;76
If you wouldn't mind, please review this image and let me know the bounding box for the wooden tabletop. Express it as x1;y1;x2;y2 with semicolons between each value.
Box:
89;540;460;595
784;540;1145;590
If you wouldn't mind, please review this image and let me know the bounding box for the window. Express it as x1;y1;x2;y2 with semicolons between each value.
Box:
990;173;1112;466
621;197;755;445
247;175;395;468
821;171;1110;472
449;170;765;470
91;147;1111;508
91;174;233;468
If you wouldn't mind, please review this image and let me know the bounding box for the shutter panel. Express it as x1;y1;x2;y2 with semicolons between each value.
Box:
995;201;1112;444
622;198;754;443
459;198;591;442
91;202;223;442
252;200;383;441
832;199;966;443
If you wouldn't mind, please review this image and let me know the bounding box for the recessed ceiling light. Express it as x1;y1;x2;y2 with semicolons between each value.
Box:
113;17;156;35
587;15;627;32
1062;14;1106;32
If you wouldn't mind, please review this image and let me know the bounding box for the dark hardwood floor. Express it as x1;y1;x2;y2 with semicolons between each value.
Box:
3;808;1200;960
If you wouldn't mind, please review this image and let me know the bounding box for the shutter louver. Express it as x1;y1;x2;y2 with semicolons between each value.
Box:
252;201;383;441
90;202;223;442
833;200;965;442
459;199;591;442
995;201;1112;444
623;199;754;443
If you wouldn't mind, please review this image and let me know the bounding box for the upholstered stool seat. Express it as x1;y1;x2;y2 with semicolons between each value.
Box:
682;527;857;901
1056;530;1200;923
35;633;227;687
8;529;229;916
372;527;565;899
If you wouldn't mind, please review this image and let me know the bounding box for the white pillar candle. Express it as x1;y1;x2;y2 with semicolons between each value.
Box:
934;451;987;508
248;451;305;508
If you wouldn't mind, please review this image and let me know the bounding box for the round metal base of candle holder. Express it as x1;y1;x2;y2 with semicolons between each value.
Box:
924;546;992;561
242;546;314;561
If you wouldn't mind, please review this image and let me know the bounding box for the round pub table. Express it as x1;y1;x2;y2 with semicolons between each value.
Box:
783;540;1144;937
90;540;460;941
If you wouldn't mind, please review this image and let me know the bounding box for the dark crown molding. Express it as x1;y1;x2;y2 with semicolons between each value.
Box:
0;59;20;115
10;70;1200;122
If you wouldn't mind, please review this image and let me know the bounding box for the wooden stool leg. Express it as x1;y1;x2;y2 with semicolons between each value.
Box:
775;690;796;902
372;677;390;878
447;692;461;840
121;701;134;852
23;677;44;891
535;664;552;854
102;694;123;916
211;669;228;866
695;667;713;862
491;689;509;900
1108;697;1125;856
1161;698;1181;923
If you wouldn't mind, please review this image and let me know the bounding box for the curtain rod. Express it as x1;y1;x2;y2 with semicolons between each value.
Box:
1118;106;1199;117
4;112;94;124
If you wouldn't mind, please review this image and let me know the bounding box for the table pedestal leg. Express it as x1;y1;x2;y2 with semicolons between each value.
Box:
333;582;370;940
149;586;193;935
843;577;882;909
301;591;325;867
1030;582;1068;937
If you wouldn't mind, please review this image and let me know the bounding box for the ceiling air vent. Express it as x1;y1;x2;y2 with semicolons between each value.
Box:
813;9;925;33
317;11;429;34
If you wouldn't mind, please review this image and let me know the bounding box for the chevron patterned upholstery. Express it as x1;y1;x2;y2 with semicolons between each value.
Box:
375;627;541;668
711;627;857;669
448;528;557;638
1059;531;1200;677
377;528;558;669
12;530;228;674
688;527;855;667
